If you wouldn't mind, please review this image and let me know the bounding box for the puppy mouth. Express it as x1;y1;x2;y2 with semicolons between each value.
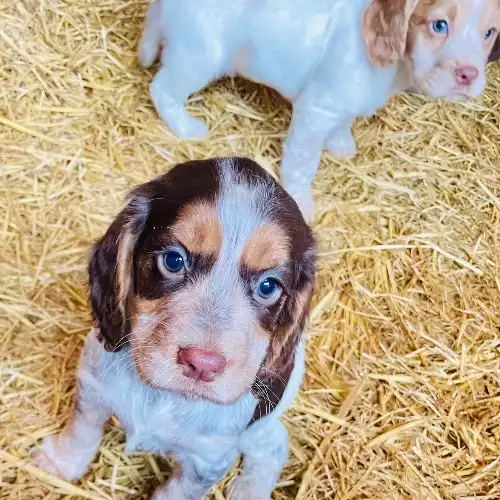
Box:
445;92;470;102
414;79;473;100
176;384;244;406
137;365;247;405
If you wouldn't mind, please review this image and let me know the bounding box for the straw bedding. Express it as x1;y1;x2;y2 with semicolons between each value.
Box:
2;1;500;499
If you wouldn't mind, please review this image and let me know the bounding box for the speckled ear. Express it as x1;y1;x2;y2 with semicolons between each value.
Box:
489;36;500;63
88;192;150;352
251;246;316;424
363;0;419;68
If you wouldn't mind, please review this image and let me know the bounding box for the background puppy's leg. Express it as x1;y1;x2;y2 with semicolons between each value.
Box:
32;365;108;481
150;46;223;140
231;418;289;500
152;451;238;500
281;98;339;219
138;0;162;68
325;118;356;160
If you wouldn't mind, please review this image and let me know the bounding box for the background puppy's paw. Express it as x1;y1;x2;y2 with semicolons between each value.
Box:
325;134;357;160
229;476;270;500
289;190;314;222
31;447;66;479
171;115;209;140
31;435;88;482
138;40;160;68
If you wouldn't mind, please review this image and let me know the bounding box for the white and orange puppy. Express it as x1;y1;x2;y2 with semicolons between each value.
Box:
32;158;316;500
139;0;500;218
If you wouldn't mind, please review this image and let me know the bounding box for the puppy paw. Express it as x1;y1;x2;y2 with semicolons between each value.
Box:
31;435;89;482
150;77;209;140
151;483;184;500
31;447;66;478
289;190;314;222
138;39;160;68
281;180;314;221
229;476;269;500
169;114;208;140
326;134;356;160
151;488;171;500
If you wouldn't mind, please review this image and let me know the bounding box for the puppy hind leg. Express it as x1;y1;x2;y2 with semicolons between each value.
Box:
150;47;225;139
138;1;163;68
32;377;108;482
230;419;289;500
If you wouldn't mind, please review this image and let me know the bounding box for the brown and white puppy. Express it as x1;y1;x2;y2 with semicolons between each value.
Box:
32;158;316;500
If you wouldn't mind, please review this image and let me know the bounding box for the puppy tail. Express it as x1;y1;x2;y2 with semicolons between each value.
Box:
138;1;162;68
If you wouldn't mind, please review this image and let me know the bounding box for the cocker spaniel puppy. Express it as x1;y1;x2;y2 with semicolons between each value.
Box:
33;158;317;500
139;0;500;218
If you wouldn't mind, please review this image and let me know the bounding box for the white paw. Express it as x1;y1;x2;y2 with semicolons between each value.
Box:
151;487;171;500
150;81;208;140
31;435;89;482
326;134;356;160
169;114;208;140
230;476;270;500
280;176;314;221
138;40;159;68
151;482;186;500
290;190;314;222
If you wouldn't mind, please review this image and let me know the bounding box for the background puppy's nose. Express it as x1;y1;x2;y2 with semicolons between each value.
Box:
455;66;479;86
178;347;227;382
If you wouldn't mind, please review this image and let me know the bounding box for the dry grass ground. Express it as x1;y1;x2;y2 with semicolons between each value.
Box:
2;1;500;499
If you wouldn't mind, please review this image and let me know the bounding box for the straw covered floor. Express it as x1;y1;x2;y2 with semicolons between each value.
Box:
2;1;500;499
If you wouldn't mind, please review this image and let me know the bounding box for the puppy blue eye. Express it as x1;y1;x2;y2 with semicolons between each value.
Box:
255;278;283;306
163;251;185;273
432;20;448;34
259;278;279;298
485;29;494;40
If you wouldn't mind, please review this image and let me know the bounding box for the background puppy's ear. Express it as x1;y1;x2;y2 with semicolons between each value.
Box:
88;191;150;352
252;245;317;421
363;0;418;68
489;36;500;63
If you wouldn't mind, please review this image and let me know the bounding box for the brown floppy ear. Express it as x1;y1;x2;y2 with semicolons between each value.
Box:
363;0;419;68
88;192;150;352
251;245;317;423
489;35;500;63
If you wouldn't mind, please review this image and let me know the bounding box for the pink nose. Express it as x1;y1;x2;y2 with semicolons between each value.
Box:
178;347;226;382
455;66;479;86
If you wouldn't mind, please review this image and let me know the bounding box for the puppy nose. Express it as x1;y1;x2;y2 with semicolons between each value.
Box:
178;347;226;382
455;66;479;86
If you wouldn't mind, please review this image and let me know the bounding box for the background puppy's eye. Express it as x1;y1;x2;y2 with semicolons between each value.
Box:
431;20;448;35
158;250;185;276
485;28;495;41
255;277;283;306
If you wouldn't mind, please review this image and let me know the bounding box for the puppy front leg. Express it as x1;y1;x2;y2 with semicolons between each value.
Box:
138;0;162;68
32;375;108;481
325;118;356;160
231;419;289;500
150;40;226;140
281;100;340;220
152;451;238;500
